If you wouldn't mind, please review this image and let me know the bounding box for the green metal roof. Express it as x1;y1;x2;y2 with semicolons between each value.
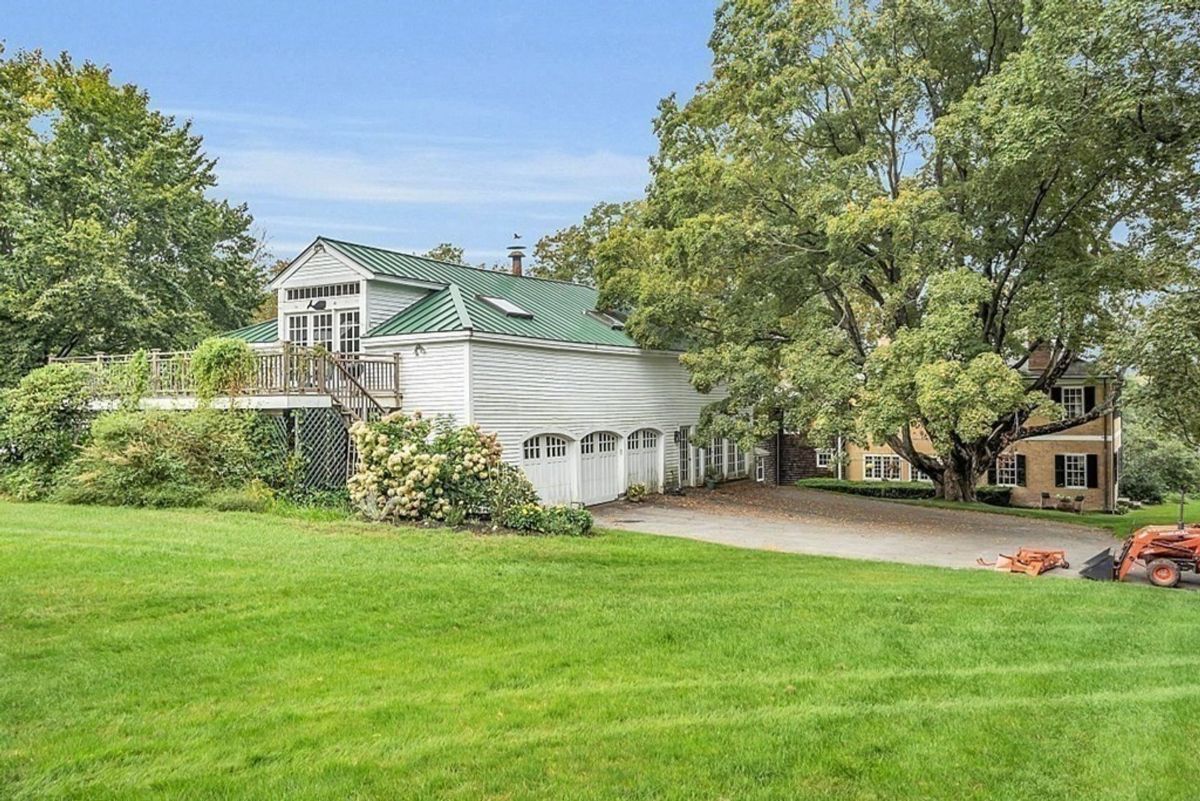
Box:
225;318;278;343
321;238;640;348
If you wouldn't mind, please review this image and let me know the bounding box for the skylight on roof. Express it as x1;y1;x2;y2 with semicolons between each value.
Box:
479;295;533;319
586;309;626;330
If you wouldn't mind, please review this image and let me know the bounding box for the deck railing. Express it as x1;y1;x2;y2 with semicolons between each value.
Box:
50;345;402;420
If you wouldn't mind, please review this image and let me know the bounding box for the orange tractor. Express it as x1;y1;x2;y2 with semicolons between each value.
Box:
1080;524;1200;587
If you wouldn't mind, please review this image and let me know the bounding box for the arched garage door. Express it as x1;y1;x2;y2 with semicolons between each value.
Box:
580;431;620;505
625;428;662;491
522;434;573;505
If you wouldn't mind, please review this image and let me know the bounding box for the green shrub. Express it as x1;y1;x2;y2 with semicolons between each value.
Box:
58;409;263;507
191;337;256;399
205;480;276;513
486;463;539;519
796;478;937;499
975;485;1013;507
103;350;150;408
499;503;594;536
0;363;95;499
626;482;648;502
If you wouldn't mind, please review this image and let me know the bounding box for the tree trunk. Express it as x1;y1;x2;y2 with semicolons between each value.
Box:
936;449;980;503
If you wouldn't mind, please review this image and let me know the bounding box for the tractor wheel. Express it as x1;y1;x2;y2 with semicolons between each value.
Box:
1146;559;1181;588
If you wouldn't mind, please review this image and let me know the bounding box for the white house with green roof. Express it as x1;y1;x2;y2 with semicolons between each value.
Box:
226;237;748;505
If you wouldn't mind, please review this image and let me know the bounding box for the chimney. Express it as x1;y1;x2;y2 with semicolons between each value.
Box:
507;235;524;276
1027;345;1052;372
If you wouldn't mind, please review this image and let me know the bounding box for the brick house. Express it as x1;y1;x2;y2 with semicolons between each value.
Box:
760;359;1122;512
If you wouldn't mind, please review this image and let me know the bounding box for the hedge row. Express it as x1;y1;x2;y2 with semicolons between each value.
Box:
796;478;1012;506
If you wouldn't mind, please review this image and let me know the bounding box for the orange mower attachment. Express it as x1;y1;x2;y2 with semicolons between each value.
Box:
1080;524;1200;587
978;548;1069;576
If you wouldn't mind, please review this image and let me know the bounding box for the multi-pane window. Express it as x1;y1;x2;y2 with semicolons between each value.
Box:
1060;386;1085;418
546;437;567;458
642;430;658;449
597;432;617;453
863;454;902;481
286;314;309;347
284;282;360;301
338;310;360;354
311;313;333;350
994;454;1019;486
910;464;932;482
523;438;540;460
1063;454;1088;488
732;443;746;476
816;449;834;469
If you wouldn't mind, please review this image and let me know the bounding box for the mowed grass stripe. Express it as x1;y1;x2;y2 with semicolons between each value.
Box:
2;502;1199;801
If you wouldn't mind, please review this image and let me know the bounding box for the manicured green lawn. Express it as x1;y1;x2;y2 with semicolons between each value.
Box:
894;497;1200;537
2;502;1198;800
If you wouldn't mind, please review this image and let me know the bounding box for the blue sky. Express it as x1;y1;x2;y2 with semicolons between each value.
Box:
5;1;718;263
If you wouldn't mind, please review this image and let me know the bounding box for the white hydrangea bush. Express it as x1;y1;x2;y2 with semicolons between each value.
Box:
347;410;514;523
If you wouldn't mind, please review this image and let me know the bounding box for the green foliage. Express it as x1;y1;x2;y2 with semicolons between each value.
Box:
975;486;1014;507
191;337;256;399
626;482;648;503
597;0;1200;498
423;243;466;264
104;350;150;409
1134;292;1200;447
58;409;263;507
1119;419;1200;504
204;480;276;513
797;478;937;500
0;363;94;498
531;201;635;285
0;49;265;385
499;503;594;536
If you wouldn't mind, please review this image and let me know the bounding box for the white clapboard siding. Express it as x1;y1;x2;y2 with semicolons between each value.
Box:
282;251;362;287
468;340;722;490
364;339;468;424
366;281;430;329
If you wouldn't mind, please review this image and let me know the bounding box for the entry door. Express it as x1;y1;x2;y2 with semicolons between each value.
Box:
626;429;662;491
580;432;620;505
522;435;573;505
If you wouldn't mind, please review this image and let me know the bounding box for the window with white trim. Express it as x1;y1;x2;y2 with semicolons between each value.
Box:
816;449;834;469
863;454;903;481
733;443;746;476
286;314;309;347
1063;454;1088;488
1060;386;1085;418
909;464;932;482
312;313;333;350
285;282;360;301
523;438;540;460
597;432;617;453
994;454;1019;487
338;310;360;354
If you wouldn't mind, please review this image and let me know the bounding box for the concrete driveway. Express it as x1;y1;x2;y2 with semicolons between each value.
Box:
593;482;1173;583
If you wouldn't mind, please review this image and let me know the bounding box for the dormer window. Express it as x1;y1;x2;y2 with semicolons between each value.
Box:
586;309;626;330
479;296;533;318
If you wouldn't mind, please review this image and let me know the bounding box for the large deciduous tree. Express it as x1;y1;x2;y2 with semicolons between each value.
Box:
0;50;265;385
597;0;1200;501
532;201;634;285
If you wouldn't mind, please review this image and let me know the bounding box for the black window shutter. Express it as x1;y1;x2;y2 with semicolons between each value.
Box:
1016;455;1027;486
1084;386;1096;412
1054;455;1065;487
1087;454;1099;488
987;464;997;484
1051;387;1063;404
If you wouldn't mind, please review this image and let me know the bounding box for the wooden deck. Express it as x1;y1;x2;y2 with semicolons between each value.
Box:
51;346;401;421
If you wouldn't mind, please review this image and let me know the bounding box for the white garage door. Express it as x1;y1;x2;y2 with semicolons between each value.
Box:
522;434;573;505
580;431;620;505
625;428;662;491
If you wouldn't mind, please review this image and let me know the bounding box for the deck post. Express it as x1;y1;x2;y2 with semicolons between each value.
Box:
393;353;401;409
149;350;161;394
282;341;293;393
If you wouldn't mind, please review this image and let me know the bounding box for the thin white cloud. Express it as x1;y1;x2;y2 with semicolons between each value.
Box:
214;145;648;206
